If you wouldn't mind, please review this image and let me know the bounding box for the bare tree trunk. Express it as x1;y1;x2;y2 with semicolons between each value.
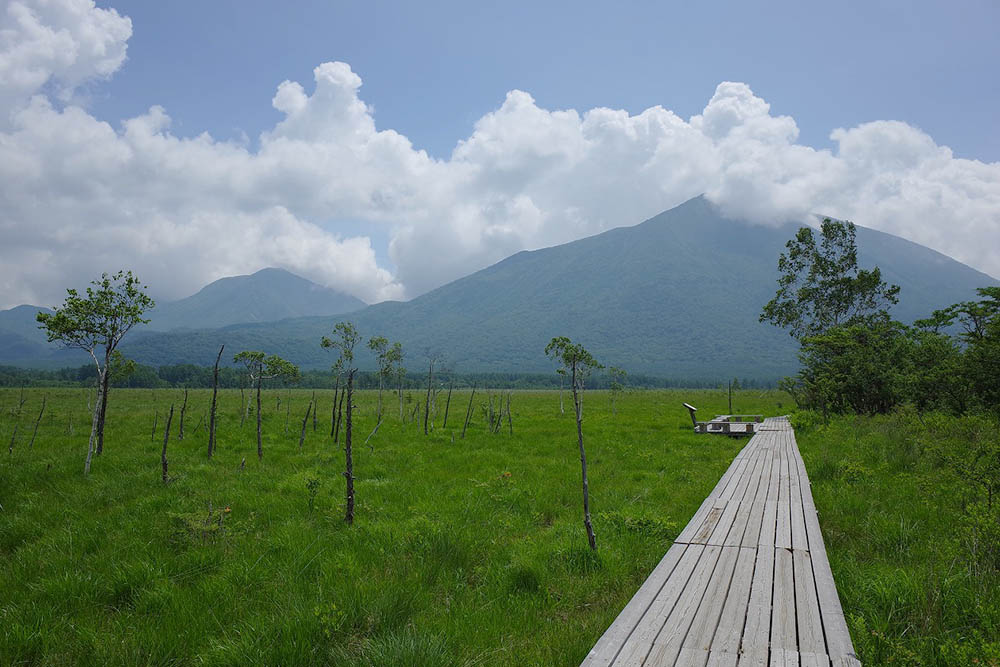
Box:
96;360;110;455
461;384;476;439
150;411;158;442
559;374;565;414
330;374;341;437
84;363;103;475
344;369;356;525
29;395;46;449
255;378;263;460
239;382;247;428
423;359;433;435
506;392;513;436
8;423;18;455
299;400;312;449
442;379;453;428
178;388;188;440
162;404;174;483
572;367;597;551
334;379;345;443
208;344;223;458
311;391;317;432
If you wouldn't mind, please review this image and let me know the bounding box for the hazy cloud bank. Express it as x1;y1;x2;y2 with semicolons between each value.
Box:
1;0;997;309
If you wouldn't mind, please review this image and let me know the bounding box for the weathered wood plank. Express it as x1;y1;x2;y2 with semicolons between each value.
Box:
684;546;742;651
793;549;826;656
709;545;757;654
613;544;706;665
771;547;797;653
741;546;774;654
581;417;860;667
581;544;688;666
646;545;723;665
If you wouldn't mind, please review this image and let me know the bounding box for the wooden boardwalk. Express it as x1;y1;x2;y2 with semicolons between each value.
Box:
582;417;860;667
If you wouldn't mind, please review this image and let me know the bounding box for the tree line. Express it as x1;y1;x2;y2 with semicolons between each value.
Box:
761;218;1000;417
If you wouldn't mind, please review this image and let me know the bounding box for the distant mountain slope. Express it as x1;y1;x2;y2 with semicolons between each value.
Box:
144;268;365;331
117;197;998;381
0;269;365;365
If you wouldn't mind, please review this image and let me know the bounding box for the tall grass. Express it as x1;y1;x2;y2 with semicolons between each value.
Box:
796;408;1000;665
0;386;781;666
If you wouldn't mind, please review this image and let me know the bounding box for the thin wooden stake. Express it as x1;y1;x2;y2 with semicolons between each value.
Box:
299;400;312;449
29;395;46;449
178;388;188;440
162;404;174;483
461;384;477;439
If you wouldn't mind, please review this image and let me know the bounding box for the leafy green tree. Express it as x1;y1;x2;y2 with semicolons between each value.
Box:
793;320;910;415
760;219;900;340
233;351;300;460
927;287;1000;411
546;336;603;551
322;322;361;525
36;270;154;474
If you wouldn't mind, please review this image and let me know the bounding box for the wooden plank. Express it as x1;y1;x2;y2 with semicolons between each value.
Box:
741;546;774;655
684;546;742;651
612;545;706;665
787;434;809;552
799;652;832;667
726;445;772;547
706;651;739;667
742;443;775;547
771;548;797;653
793;549;826;655
581;544;688;666
758;456;781;548
709;453;763;545
803;506;856;663
645;545;724;665
709;545;757;654
769;648;799;666
737;648;769;666
775;445;792;550
675;647;711;666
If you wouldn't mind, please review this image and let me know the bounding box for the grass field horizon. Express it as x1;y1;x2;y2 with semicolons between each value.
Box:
2;387;998;664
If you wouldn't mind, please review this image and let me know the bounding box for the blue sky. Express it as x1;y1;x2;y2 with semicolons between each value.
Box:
1;0;998;308
92;0;999;162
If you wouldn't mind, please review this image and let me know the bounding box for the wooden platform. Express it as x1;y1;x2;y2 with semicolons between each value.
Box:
582;417;860;667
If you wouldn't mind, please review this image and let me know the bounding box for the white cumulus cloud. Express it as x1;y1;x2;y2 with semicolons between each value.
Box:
0;0;998;312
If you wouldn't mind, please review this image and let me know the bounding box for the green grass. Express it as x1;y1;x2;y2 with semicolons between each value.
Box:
796;409;1000;666
5;388;996;665
0;386;783;666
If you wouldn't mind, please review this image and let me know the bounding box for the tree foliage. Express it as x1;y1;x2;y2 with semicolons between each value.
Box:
36;270;153;473
760;219;900;340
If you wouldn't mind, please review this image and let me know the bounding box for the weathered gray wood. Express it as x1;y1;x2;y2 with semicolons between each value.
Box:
613;545;705;664
646;546;723;665
581;545;688;666
580;417;859;666
741;546;774;655
771;547;797;653
684;546;742;651
794;548;826;656
709;545;757;654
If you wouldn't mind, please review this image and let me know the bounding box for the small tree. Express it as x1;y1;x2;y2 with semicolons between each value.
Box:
608;366;627;416
760;219;900;340
546;336;603;551
233;351;299;460
36;270;154;474
322;322;361;525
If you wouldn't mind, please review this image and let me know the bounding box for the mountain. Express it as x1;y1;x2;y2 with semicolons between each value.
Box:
144;268;365;331
0;269;365;365
115;197;998;381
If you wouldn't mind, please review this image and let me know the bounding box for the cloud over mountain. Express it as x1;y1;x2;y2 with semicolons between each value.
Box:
1;0;997;310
